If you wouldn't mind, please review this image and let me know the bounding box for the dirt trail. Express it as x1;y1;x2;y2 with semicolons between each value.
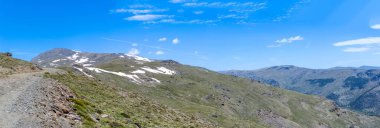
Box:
0;69;80;128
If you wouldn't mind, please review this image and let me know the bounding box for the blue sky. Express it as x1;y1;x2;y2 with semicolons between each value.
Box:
1;0;380;70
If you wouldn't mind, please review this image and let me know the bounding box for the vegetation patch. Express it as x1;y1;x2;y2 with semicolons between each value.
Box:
306;78;335;87
44;71;215;128
0;53;41;74
326;93;340;100
343;76;369;90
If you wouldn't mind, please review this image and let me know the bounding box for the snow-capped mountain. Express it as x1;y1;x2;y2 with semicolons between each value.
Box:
32;48;176;85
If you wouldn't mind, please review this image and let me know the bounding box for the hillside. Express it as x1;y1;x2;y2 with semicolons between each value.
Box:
222;65;380;116
0;53;41;76
31;49;380;128
0;54;80;127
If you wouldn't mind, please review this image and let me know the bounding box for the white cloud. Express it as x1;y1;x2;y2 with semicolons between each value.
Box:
132;43;138;47
183;2;264;8
172;38;180;44
110;8;167;14
343;47;371;52
276;36;304;43
370;24;380;30
127;9;167;14
128;5;154;9
267;44;282;48
128;48;139;55
193;11;204;15
333;37;380;46
147;19;219;24
125;15;170;21
158;37;167;42
218;14;248;19
267;36;304;48
273;0;309;22
155;50;165;55
333;37;380;53
169;0;188;3
112;8;128;13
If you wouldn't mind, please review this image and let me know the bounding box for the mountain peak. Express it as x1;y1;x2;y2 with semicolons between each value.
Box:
31;48;155;68
266;65;304;70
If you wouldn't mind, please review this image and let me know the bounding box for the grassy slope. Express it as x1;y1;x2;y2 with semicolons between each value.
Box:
92;60;380;128
0;54;40;76
45;70;216;128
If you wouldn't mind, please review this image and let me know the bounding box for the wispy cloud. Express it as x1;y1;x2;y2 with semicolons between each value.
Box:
193;11;204;15
343;47;371;52
333;37;380;46
370;24;380;30
183;2;264;8
127;48;140;55
273;0;310;22
158;37;167;42
218;14;247;19
172;38;180;44
146;19;219;24
112;1;266;25
180;1;265;24
110;8;167;14
110;8;128;13
268;36;304;47
125;14;171;21
155;50;165;55
102;37;172;51
128;5;154;9
276;36;304;43
333;37;380;53
169;0;193;4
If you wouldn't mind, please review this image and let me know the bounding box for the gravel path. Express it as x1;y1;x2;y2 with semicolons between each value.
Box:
0;69;80;128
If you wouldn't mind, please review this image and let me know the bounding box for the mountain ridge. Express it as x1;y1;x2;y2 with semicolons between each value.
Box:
27;48;380;127
222;65;380;116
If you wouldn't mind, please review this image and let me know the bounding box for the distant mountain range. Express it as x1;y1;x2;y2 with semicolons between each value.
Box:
329;66;380;70
222;65;380;116
26;48;380;127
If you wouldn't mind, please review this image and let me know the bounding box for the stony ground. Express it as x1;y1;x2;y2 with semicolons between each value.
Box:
0;69;81;128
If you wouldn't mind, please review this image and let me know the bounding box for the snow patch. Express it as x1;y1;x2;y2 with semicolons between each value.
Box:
141;66;175;75
52;59;68;63
52;59;61;63
49;63;58;67
125;54;153;62
75;57;89;63
157;67;176;75
131;70;146;74
82;64;92;67
67;53;80;60
85;67;142;84
73;67;93;78
151;78;161;83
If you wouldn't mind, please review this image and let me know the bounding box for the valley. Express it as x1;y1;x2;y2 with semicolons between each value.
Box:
222;65;380;116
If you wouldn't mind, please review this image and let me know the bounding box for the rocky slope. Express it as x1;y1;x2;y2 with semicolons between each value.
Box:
31;48;380;128
222;65;380;116
0;53;41;76
0;55;80;128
